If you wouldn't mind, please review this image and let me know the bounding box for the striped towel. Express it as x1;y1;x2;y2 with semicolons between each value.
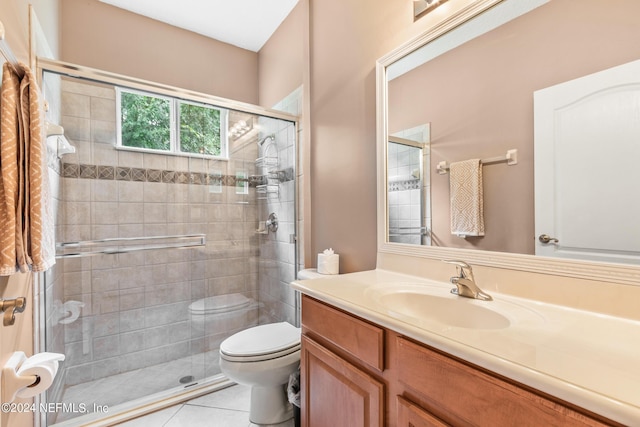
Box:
1;62;55;274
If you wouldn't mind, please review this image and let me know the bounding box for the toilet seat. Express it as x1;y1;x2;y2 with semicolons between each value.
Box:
220;322;301;362
189;294;251;315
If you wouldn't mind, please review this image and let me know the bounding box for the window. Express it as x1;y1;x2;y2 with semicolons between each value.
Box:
116;88;228;158
179;101;222;156
119;90;171;151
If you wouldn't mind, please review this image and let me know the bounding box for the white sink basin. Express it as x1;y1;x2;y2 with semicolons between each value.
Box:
366;284;542;330
378;290;510;329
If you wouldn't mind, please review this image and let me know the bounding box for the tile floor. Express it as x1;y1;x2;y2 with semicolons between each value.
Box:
115;384;296;427
56;351;221;424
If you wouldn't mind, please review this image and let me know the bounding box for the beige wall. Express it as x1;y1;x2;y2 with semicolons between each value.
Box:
31;0;60;58
0;0;59;60
1;0;32;63
258;1;305;109
256;2;311;275
388;0;640;254
307;0;461;272
60;0;259;104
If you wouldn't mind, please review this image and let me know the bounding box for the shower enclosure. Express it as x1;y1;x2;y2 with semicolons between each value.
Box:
38;61;299;426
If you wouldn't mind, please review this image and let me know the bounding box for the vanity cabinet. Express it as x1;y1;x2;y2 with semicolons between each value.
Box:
300;295;621;427
300;296;385;427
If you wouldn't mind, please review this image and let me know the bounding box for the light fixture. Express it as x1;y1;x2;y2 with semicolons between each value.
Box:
229;118;253;139
414;0;447;19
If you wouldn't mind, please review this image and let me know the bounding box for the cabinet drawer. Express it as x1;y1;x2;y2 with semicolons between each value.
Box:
397;396;450;427
302;296;384;371
396;336;611;426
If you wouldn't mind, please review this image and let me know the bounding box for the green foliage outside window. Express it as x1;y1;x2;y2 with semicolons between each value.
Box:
120;91;171;150
179;102;221;156
118;88;225;157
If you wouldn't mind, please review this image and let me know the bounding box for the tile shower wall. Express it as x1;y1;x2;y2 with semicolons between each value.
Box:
256;87;301;326
50;76;291;391
388;124;431;246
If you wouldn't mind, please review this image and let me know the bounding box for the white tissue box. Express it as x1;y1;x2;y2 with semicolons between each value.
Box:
317;252;339;275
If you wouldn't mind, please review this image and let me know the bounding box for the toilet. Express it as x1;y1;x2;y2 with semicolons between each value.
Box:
217;269;333;424
219;322;301;424
188;293;258;333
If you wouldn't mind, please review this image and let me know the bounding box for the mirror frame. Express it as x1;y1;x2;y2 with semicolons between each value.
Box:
376;0;640;286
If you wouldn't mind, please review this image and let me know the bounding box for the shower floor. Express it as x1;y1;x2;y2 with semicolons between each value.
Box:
54;350;221;425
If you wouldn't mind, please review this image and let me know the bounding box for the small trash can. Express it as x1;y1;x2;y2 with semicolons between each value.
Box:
287;365;301;427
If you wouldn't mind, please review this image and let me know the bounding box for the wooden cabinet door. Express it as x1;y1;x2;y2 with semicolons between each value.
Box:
397;396;450;427
301;335;384;427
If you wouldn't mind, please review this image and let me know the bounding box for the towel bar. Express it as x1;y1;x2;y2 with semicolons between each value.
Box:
437;149;518;175
55;234;206;258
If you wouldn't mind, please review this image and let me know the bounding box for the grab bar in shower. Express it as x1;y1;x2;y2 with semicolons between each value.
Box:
55;234;206;259
388;227;430;236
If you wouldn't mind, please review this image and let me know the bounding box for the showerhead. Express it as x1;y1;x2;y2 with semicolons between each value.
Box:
258;134;275;147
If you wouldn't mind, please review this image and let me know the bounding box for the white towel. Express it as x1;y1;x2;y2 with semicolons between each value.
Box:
449;159;484;237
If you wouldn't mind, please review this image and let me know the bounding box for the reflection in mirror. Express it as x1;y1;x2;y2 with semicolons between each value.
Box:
384;0;640;265
534;59;640;265
387;125;431;245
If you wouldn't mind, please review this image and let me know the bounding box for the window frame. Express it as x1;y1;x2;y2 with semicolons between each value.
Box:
116;87;229;159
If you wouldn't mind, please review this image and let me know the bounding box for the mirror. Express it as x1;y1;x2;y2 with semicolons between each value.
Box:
387;125;431;246
380;0;640;269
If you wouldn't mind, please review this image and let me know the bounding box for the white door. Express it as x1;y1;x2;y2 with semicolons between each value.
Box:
534;59;640;264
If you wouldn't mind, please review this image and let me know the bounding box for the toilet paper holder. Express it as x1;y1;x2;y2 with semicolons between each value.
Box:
2;351;65;403
0;297;27;326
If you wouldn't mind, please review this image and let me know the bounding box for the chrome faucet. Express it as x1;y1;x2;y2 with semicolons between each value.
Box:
443;260;492;301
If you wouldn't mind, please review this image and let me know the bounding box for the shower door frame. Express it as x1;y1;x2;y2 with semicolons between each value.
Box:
34;57;299;427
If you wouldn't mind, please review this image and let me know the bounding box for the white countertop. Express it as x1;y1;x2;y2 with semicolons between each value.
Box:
291;269;640;426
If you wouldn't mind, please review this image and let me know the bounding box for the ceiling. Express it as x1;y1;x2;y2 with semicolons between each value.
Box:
99;0;299;52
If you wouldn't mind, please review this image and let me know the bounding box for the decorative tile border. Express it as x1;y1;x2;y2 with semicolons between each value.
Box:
98;166;115;180
61;162;294;187
62;163;79;178
388;177;421;192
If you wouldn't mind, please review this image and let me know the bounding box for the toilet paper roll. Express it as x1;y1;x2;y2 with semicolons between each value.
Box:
317;249;339;275
15;353;65;398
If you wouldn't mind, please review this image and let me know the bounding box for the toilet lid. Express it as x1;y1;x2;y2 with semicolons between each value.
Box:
189;294;250;315
220;322;301;361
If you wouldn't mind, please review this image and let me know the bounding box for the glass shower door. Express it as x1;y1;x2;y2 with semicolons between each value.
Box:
39;65;298;426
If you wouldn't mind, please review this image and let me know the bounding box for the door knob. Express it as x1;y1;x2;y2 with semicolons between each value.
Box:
538;234;559;244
